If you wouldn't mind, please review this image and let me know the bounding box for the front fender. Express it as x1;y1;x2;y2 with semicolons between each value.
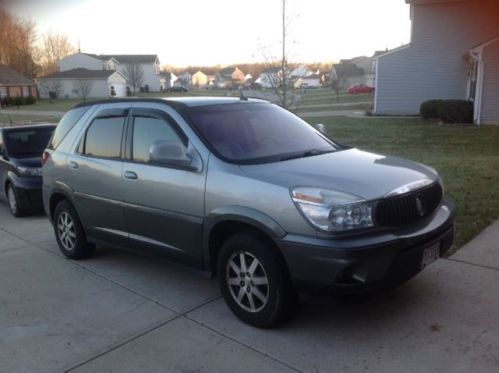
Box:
202;205;287;272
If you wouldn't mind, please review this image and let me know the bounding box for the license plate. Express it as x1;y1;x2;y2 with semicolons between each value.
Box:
421;242;440;269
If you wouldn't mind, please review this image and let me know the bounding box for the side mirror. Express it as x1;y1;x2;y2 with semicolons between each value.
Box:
315;123;327;135
149;139;192;168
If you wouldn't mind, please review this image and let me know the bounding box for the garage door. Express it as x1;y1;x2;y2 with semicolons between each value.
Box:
111;83;126;97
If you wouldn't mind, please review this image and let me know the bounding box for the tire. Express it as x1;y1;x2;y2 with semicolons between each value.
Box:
53;200;94;259
6;184;25;217
217;232;296;328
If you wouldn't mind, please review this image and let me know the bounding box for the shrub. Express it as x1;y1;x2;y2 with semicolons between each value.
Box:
14;96;24;106
24;96;37;105
420;100;443;119
439;100;474;124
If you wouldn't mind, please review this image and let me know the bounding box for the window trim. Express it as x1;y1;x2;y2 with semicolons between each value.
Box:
79;108;129;161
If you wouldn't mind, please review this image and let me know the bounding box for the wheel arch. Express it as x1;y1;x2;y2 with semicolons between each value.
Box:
203;206;287;276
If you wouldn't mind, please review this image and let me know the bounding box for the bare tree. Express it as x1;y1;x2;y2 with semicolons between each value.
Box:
72;79;92;101
38;32;75;76
38;80;63;103
0;10;38;78
124;63;144;93
259;0;298;108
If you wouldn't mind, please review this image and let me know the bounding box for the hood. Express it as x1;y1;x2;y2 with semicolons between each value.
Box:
240;148;438;201
9;156;42;168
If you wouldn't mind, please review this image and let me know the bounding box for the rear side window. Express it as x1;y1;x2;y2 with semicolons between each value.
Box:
48;106;90;150
83;117;125;159
132;116;183;163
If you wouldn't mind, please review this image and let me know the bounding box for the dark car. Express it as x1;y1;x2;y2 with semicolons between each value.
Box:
0;124;56;216
165;86;189;93
348;84;375;94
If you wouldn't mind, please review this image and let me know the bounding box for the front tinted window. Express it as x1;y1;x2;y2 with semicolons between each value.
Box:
186;103;336;163
4;127;54;157
132;116;182;163
49;106;89;149
84;117;124;159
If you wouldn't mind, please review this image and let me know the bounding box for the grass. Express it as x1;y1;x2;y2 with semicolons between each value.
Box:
0;113;62;126
312;116;499;254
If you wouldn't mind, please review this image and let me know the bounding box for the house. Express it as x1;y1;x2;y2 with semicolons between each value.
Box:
374;0;498;124
192;70;209;88
159;72;177;90
0;64;37;100
290;64;313;79
331;62;366;89
36;68;128;99
340;56;375;86
256;67;282;88
294;74;322;89
176;72;192;87
215;67;245;88
58;52;161;92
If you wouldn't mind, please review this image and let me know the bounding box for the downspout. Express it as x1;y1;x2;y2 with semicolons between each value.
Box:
475;53;485;126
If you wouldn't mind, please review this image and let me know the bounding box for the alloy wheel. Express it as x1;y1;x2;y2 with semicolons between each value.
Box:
57;211;76;251
226;251;269;313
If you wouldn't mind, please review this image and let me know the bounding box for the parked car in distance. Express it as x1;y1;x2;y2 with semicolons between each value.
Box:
0;123;56;216
43;98;455;328
165;86;188;93
348;84;375;94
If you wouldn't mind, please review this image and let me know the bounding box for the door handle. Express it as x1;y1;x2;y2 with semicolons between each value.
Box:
69;161;79;169
124;171;138;180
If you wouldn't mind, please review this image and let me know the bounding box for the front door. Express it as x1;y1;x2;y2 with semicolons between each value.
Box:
121;108;206;267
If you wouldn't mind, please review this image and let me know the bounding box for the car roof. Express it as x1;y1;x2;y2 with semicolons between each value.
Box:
73;96;269;110
0;123;57;132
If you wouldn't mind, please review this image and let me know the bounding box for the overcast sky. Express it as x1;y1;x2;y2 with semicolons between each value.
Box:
6;0;411;67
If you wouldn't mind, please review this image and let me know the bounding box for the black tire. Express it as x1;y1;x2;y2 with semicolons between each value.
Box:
53;200;94;259
6;183;25;218
217;232;296;328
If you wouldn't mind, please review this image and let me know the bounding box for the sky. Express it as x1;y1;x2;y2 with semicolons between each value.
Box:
5;0;412;67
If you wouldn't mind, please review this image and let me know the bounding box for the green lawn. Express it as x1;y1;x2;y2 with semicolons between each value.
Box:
312;116;499;254
0;113;62;126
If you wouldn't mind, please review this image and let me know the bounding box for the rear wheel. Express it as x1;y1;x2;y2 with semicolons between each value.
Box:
217;232;295;328
53;200;94;259
6;184;25;217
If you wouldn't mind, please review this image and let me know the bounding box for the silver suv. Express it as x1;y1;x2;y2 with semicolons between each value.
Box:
42;98;455;327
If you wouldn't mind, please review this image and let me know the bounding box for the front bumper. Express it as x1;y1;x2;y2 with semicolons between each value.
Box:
277;200;455;295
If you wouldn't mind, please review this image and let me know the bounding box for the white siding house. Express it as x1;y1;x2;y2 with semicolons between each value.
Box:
58;52;162;92
374;0;499;124
37;69;127;99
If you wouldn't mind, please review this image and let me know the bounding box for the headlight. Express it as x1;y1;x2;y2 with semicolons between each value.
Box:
17;166;42;177
291;187;374;232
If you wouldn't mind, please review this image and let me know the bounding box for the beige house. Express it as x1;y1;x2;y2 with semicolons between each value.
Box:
192;71;209;88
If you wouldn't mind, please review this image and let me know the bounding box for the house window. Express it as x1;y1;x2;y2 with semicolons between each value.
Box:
0;87;7;98
22;86;29;97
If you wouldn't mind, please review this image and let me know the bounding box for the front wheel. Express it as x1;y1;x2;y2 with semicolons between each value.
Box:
217;233;295;328
53;200;95;259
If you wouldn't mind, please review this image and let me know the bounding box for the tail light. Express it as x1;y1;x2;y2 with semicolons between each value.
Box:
41;150;51;166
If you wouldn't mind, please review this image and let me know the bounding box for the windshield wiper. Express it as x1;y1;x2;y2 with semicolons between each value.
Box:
279;149;335;162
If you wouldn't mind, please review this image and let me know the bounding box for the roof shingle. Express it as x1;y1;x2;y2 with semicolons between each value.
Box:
0;64;34;86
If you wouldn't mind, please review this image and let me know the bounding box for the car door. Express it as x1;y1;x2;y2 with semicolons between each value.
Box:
121;107;206;267
65;106;129;247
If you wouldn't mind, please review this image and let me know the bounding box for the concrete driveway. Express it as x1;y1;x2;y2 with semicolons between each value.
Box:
1;204;498;373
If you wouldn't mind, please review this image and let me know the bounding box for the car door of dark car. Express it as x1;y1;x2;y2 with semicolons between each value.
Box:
121;108;206;268
65;106;129;247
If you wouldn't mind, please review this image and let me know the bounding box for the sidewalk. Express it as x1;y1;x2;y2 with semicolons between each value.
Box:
0;203;498;372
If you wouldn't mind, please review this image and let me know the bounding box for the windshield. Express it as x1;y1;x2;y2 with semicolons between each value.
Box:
4;127;54;157
186;103;337;164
